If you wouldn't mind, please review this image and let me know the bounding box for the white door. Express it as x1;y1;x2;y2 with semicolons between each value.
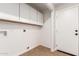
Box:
55;7;79;55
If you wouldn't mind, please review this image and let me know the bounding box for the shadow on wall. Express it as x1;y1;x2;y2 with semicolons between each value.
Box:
43;10;51;23
40;10;52;48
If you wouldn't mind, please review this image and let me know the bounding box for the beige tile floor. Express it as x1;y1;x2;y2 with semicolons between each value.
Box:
20;45;70;56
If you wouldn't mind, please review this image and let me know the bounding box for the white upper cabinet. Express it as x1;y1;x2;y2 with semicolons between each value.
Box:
20;3;43;26
29;5;37;23
0;3;19;21
0;3;43;26
37;11;43;24
20;3;30;22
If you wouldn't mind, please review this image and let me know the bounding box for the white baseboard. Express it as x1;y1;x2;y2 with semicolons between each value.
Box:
51;48;57;52
17;44;40;56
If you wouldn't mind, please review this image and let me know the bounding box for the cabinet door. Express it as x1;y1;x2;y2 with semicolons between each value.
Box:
20;3;30;21
7;29;27;55
29;6;37;23
0;3;19;21
37;12;43;24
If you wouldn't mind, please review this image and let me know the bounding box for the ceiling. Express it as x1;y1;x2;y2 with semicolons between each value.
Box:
27;3;78;13
27;3;53;13
27;3;68;13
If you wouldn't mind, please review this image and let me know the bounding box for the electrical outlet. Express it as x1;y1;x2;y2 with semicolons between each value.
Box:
23;29;26;32
27;46;30;49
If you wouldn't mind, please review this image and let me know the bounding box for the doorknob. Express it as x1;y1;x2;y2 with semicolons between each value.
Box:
75;33;78;36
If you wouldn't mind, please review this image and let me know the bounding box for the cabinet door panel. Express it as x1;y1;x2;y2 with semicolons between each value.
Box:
0;3;19;20
37;12;43;24
20;3;43;25
20;4;30;21
29;6;37;22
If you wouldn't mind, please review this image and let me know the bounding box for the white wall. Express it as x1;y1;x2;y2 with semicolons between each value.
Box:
55;3;79;10
40;11;52;48
0;21;41;55
0;3;54;55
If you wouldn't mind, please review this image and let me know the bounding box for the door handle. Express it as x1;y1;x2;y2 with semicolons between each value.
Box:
75;33;78;36
75;30;78;32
